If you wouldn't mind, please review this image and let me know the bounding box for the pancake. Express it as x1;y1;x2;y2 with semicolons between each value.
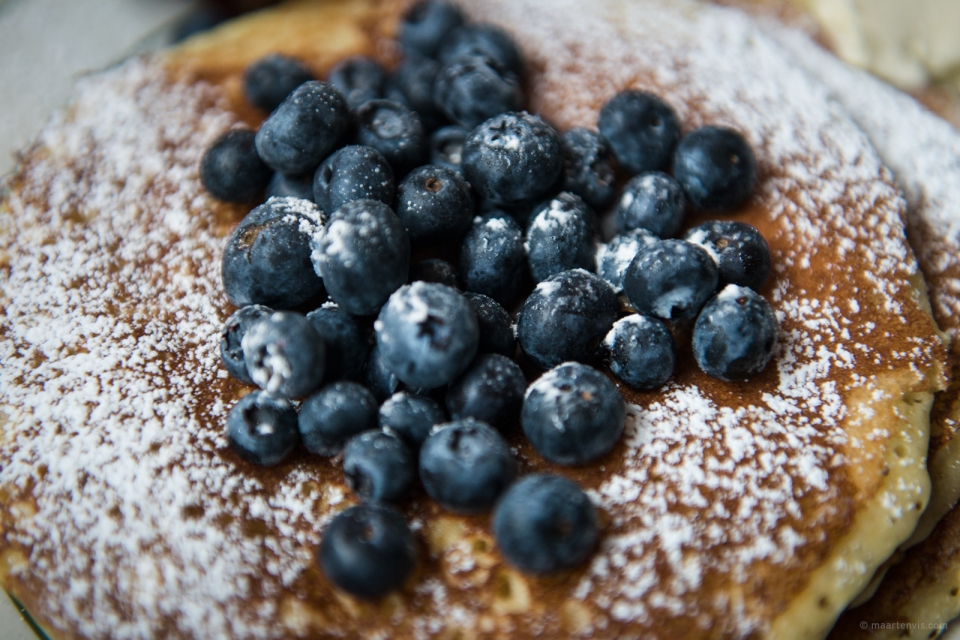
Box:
0;0;946;638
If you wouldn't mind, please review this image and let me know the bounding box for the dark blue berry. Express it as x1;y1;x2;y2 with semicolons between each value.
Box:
220;304;272;384
615;171;686;238
598;90;680;175
375;282;479;389
521;362;625;465
305;303;371;382
343;430;415;503
221;197;326;309
516;269;618;370
433;57;523;130
559;127;617;210
266;171;315;201
396;165;473;242
410;258;459;289
603;314;676;390
463;292;515;358
242;311;326;398
492;474;598;574
462;112;562;207
684;220;771;291
379;391;445;448
622;239;719;320
429;125;468;171
597;228;659;294
313;145;395;214
200;129;272;202
419;419;516;514
320;504;415;599
327;56;386;110
399;0;465;58
459;213;525;306
525;192;597;283
364;343;403;402
391;55;444;131
255;81;349;174
673;126;757;211
299;381;378;456
438;24;523;77
226;391;300;467
171;7;229;43
243;54;314;113
312;199;410;316
354;100;426;176
446;354;526;428
692;284;779;380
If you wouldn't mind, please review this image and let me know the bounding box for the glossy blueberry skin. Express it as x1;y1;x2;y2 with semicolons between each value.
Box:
319;504;415;600
603;314;676;390
438;24;523;77
242;311;326;399
430;125;468;171
459;213;526;306
446;354;526;428
379;391;446;448
327;56;386;110
343;430;415;503
255;81;349;175
673;126;758;211
396;165;474;242
684;220;772;291
221;197;326;309
399;0;465;58
243;53;314;113
410;259;459;289
525;192;597;283
522;362;625;465
463;292;515;358
433;56;523;131
354;100;426;176
692;284;779;381
623;239;719;321
598;90;680;175
220;304;272;384
313;145;395;214
559;127;617;211
392;55;444;131
311;199;410;316
227;391;300;467
516;269;619;370
375;282;479;389
200;129;272;203
493;474;598;574
298;381;379;456
419;419;516;514
305;304;371;382
266;171;315;201
462;112;562;207
364;343;403;402
615;171;686;238
597;228;659;294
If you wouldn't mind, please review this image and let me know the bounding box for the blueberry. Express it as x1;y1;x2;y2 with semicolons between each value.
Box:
379;391;446;448
622;239;719;320
459;213;526;306
399;0;465;58
673;126;757;211
220;304;272;384
462;112;562;207
615;171;686;238
364;343;403;402
221;197;326;309
320;504;415;600
438;24;523;77
596;229;659;294
516;269;618;370
410;258;459;289
313;145;395;214
305;303;371;382
327;56;386;110
446;354;526;427
299;381;378;456
396;165;474;242
492;474;598;574
242;311;326;398
343;430;415;503
525;192;597;283
243;53;314;113
521;362;625;465
375;282;479;389
559;127;617;210
266;171;315;201
598;90;680;175
311;199;410;316
603;314;676;389
463;292;515;358
226;391;300;467
684;221;772;291
429;125;468;171
354;100;426;176
200;129;272;202
419;419;516;514
692;284;779;380
433;57;523;131
392;55;444;131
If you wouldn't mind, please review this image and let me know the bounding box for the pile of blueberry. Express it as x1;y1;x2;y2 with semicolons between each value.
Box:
203;0;779;600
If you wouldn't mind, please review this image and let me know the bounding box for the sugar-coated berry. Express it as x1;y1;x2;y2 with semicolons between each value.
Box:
438;24;522;77
396;165;473;242
446;354;526;428
459;213;526;306
299;381;379;456
410;258;459;289
242;311;326;398
391;55;444;131
266;171;314;201
313;145;395;214
200;129;272;202
430;125;467;171
226;391;300;467
364;343;403;402
419;419;516;514
623;239;719;320
327;56;386;110
243;53;314;113
603;314;676;390
615;171;686;238
525;192;597;283
493;474;598;574
399;0;465;58
354;100;426;176
319;504;415;600
433;56;522;130
692;284;779;380
559;127;617;211
379;391;446;448
684;220;772;291
220;304;272;384
598;90;680;175
521;362;625;465
673;126;757;211
342;430;415;503
305;304;371;382
597;228;659;294
463;292;515;358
